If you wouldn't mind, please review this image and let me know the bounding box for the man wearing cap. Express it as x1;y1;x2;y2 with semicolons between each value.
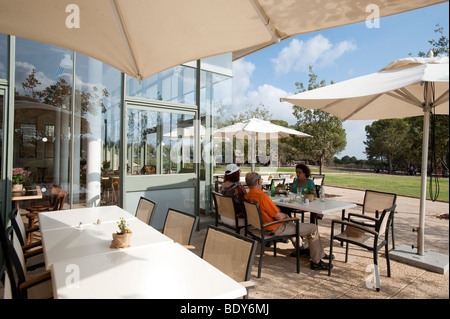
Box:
244;172;332;270
220;164;246;227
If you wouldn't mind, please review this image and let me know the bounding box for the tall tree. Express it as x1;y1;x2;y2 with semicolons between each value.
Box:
292;66;346;173
364;119;411;174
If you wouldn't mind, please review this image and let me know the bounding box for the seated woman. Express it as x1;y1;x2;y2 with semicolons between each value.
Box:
291;163;323;220
220;164;246;227
292;163;316;195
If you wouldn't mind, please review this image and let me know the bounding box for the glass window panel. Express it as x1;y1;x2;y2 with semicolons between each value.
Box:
127;108;195;175
0;33;7;79
74;54;121;207
126;65;196;105
14;38;73;206
201;53;232;76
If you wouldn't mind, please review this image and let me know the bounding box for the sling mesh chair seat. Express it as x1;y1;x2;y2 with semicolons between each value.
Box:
212;191;247;234
135;196;157;226
162;208;199;249
243;199;300;278
201;226;257;298
328;204;396;292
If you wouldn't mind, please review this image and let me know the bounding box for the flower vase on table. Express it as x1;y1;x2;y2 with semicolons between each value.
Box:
12;184;23;192
12;168;31;192
304;193;315;202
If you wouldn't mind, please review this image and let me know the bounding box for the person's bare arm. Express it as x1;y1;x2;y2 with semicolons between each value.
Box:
273;212;289;220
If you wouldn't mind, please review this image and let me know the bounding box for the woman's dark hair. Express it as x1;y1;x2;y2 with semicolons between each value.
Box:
224;170;240;183
295;163;311;178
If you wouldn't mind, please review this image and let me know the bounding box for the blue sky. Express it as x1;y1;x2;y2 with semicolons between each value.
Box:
231;2;449;160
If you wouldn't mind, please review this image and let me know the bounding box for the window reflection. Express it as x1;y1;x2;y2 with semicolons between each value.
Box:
75;54;121;207
127;109;195;175
126;65;196;104
14;38;73;208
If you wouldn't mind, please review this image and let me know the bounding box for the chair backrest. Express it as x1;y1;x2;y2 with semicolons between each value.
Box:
202;226;257;283
162;209;198;246
270;178;285;188
212;191;236;221
376;206;396;237
52;190;67;211
135;197;157;225
363;190;397;216
3;226;28;299
9;208;27;246
311;174;325;186
0;215;17;299
243;200;264;231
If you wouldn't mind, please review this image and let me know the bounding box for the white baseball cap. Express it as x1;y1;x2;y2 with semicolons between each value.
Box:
225;164;240;175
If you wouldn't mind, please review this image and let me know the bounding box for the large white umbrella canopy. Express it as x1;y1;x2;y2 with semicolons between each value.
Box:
281;55;449;257
214;118;311;139
214;118;311;169
0;0;446;81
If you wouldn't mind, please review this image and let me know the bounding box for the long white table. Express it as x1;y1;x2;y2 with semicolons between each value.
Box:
38;205;136;231
40;218;173;270
51;243;246;299
38;206;246;299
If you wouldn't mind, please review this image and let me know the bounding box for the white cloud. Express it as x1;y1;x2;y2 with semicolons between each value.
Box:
271;35;357;75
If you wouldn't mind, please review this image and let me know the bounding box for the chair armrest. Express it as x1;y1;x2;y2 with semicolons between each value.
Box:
19;271;51;291
263;217;299;229
347;212;379;223
240;281;256;289
25;225;40;234
24;248;43;259
22;240;42;251
331;219;378;236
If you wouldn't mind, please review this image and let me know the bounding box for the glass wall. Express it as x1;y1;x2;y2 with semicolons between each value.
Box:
1;33;233;230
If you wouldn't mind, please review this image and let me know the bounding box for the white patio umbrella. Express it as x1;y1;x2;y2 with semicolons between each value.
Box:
214;118;311;170
0;0;445;81
281;55;449;269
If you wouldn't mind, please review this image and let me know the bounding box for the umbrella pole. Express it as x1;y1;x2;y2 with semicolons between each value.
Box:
418;84;432;256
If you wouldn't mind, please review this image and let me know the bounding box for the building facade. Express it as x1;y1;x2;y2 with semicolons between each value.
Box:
0;34;231;230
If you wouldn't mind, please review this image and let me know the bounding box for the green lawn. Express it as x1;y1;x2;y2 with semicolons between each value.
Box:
214;166;449;202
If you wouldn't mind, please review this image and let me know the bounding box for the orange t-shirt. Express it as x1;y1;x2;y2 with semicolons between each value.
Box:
244;188;281;231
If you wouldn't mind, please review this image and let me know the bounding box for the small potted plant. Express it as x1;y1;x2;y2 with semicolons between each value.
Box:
110;217;132;248
303;189;315;202
275;183;287;194
12;167;31;192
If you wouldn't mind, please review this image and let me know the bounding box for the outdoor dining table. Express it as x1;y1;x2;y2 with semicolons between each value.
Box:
38;206;247;299
271;194;357;225
11;185;43;209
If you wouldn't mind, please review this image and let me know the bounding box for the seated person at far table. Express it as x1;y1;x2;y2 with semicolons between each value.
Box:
291;163;316;195
244;172;332;270
291;163;323;219
220;164;247;227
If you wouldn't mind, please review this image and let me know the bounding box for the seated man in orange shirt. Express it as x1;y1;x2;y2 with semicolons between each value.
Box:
244;172;332;270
